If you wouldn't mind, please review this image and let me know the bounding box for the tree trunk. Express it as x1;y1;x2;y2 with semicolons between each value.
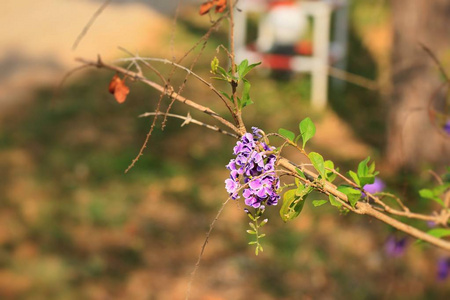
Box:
387;0;450;171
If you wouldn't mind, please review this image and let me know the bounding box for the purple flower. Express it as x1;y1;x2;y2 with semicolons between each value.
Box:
437;257;450;280
364;177;385;195
385;235;407;257
224;127;280;208
444;120;450;136
427;221;437;228
252;127;262;139
225;178;240;199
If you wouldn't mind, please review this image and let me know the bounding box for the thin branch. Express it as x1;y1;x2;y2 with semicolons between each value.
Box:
375;192;410;212
328;66;378;90
428;170;444;185
277;158;450;251
186;197;231;300
139;112;239;138
170;0;184;61
420;42;450;82
228;0;246;134
76;56;240;134
162;40;208;130
118;47;167;85
116;56;234;115
72;0;112;50
53;64;91;104
162;13;240;130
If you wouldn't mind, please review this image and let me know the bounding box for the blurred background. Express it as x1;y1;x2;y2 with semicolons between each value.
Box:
1;0;449;299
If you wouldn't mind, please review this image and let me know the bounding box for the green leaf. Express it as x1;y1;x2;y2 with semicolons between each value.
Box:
419;189;434;198
241;62;261;78
246;230;256;234
337;185;362;207
237;59;249;79
278;128;295;142
416;228;450;244
299;117;316;148
357;157;370;177
348;170;361;187
240;79;253;108
312;199;328;207
426;228;450;239
280;189;305;222
308;152;326;179
217;65;229;79
219;91;233;103
324;160;337;182
295;168;306;179
329;194;342;208
419;189;445;206
295;183;305;196
359;175;375;188
356;157;376;187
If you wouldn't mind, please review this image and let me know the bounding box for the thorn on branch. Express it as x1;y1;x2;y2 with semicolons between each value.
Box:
181;112;192;127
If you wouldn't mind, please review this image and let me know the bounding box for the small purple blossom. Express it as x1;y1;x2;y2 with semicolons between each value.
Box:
444;120;450;136
437;257;450;280
364;177;385;195
427;221;437;228
225;127;280;208
385;235;407;257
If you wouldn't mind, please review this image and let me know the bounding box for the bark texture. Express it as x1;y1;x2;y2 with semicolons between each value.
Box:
387;0;450;171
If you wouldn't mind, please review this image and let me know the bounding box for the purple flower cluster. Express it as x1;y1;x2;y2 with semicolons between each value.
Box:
444;120;450;136
364;177;385;195
437;257;450;280
385;235;407;257
225;127;280;208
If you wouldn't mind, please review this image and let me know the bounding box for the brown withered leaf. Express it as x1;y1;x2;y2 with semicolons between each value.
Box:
199;0;226;15
199;1;214;15
214;0;227;13
108;74;130;103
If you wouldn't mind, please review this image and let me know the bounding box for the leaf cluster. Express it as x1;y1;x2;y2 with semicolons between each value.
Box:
211;57;260;110
278;117;316;149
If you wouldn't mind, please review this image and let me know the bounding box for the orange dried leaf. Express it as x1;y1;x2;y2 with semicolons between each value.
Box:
108;75;129;103
114;80;129;103
214;0;227;13
108;74;120;94
199;1;214;15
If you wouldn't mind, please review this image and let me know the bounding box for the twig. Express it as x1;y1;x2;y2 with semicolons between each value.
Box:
170;0;184;61
228;0;246;135
72;0;112;50
375;192;410;212
76;56;240;134
277;158;450;251
139;112;239;138
53;64;91;104
420;42;450;82
185;198;230;299
116;56;234;115
328;66;378;90
118;47;167;85
428;170;444;185
162;13;240;130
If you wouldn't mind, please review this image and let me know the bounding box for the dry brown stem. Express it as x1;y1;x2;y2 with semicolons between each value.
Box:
76;56;240;135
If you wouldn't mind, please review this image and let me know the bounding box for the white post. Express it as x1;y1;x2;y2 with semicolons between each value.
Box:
310;2;331;109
